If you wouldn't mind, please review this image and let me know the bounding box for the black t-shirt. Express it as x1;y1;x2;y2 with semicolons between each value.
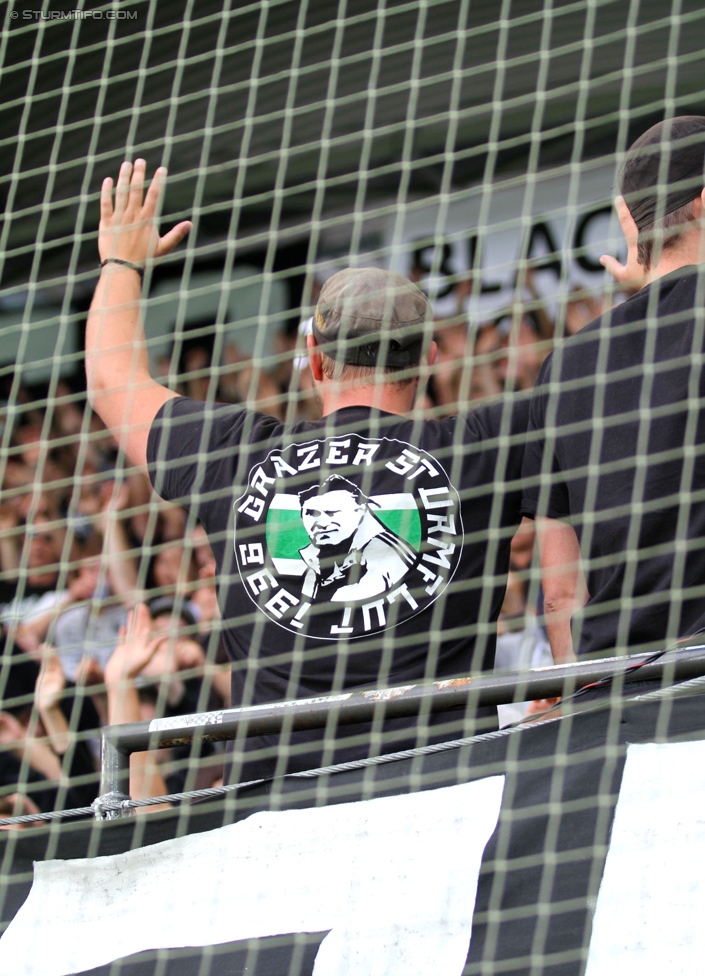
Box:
148;396;529;713
522;266;705;656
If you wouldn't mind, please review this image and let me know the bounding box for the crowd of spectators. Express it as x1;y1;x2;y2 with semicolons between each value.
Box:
0;372;231;820
0;270;619;823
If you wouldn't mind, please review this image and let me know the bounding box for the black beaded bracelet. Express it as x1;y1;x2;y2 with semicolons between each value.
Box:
100;258;145;282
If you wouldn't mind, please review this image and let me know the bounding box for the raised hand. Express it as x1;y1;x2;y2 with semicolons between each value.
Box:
105;603;166;685
599;195;647;294
35;646;66;712
99;159;192;268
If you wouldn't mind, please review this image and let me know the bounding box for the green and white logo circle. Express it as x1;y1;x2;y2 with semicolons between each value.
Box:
234;434;462;640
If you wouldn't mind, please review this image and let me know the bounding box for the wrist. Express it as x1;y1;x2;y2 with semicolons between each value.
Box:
38;697;62;713
100;258;145;283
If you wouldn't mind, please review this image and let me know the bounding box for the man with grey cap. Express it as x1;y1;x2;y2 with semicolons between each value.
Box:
87;160;529;782
522;116;705;665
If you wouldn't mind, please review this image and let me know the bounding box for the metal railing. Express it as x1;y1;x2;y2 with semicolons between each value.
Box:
94;644;705;820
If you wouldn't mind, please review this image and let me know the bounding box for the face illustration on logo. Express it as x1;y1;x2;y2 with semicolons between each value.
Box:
295;475;415;605
234;435;463;640
300;484;365;549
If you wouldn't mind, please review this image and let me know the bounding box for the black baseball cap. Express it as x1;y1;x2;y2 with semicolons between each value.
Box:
312;268;431;367
620;115;705;231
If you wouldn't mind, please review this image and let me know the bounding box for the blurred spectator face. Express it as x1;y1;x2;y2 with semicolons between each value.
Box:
494;314;544;392
182;345;213;401
87;414;118;468
26;516;63;587
184;346;210;374
18;491;55;523
74;463;111;523
71;556;102;600
53;384;84;437
2;461;33;521
16;423;43;468
564;288;610;336
192;526;216;579
159;505;187;542
190;527;220;626
430;322;471;410
80;479;101;516
153;543;196;589
149;610;186;641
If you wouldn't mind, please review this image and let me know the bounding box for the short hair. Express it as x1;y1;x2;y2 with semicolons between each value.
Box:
319;351;415;390
298;474;366;506
636;200;696;270
619;116;705;270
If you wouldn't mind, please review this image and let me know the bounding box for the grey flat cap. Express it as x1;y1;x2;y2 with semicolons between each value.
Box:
312;267;431;367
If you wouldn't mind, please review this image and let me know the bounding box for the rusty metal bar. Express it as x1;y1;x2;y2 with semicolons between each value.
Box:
95;644;705;818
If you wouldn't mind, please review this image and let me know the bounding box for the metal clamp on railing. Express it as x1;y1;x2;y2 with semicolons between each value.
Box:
91;791;133;821
94;644;705;819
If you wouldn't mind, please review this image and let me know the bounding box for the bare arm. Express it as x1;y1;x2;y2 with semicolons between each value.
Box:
14;577;92;656
0;711;64;784
536;516;589;664
85;159;191;468
104;604;171;810
95;483;139;604
35;647;71;756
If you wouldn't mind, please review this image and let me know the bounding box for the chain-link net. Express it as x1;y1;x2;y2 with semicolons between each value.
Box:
1;0;705;972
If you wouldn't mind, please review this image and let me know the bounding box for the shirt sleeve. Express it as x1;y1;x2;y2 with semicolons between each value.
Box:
146;396;247;508
466;391;531;473
463;392;532;526
520;354;571;520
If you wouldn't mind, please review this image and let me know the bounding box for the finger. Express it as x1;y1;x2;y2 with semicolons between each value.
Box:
133;602;153;637
124;604;144;643
113;161;133;218
614;195;638;241
128;158;147;213
100;177;114;223
155;220;193;258
145;634;167;658
599;254;628;282
143;165;167;215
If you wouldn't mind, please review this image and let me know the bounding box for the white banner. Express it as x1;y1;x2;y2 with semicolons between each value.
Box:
587;739;705;974
318;159;624;322
0;778;505;976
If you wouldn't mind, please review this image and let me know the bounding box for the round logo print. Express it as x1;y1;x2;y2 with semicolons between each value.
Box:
233;434;463;640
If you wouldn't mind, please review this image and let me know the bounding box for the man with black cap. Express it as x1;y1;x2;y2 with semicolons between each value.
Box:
86;160;529;781
522;116;705;664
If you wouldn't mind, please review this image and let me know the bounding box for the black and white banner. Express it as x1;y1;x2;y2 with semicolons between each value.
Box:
1;690;704;975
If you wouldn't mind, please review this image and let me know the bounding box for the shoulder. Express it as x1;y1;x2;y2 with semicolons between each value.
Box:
149;396;283;457
151;395;248;432
654;265;702;311
460;392;532;440
533;304;621;387
147;397;286;501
